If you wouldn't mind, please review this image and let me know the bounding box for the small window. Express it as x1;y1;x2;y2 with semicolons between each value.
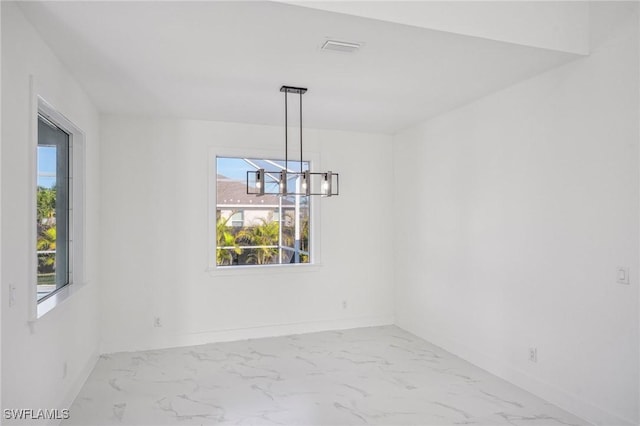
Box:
216;157;310;266
230;211;244;227
37;115;71;301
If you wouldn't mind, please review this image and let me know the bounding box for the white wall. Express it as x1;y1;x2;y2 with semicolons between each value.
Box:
1;3;101;423
393;4;639;426
99;116;394;354
0;0;4;416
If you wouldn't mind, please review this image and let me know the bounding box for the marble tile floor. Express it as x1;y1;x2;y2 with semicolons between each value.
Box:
65;326;588;426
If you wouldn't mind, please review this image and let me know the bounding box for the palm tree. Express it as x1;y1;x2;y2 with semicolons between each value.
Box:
280;211;309;263
216;213;241;266
237;218;279;264
300;216;310;263
37;186;56;224
37;226;57;273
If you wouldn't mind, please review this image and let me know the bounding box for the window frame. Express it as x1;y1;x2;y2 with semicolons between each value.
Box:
30;93;86;320
208;147;322;275
36;113;71;301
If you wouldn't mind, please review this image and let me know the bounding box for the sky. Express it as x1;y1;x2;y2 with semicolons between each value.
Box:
37;146;57;188
217;157;309;182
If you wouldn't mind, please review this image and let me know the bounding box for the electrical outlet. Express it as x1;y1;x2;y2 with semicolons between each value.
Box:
529;347;538;363
342;300;348;309
153;317;162;327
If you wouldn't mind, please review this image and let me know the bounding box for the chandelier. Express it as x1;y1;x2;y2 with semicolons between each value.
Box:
246;86;339;197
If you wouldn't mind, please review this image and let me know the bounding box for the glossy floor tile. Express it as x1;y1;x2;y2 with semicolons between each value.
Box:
65;326;588;425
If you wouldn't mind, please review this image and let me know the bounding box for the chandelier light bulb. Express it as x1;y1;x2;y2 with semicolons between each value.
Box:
255;168;265;195
302;171;311;195
279;170;287;194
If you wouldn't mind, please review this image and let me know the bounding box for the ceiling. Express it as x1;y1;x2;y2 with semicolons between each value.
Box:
18;1;581;134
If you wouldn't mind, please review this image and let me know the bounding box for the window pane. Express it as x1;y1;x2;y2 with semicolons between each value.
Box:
216;157;310;266
37;116;70;301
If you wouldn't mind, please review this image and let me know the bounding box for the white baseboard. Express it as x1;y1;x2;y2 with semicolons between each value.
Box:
102;314;395;355
396;322;635;426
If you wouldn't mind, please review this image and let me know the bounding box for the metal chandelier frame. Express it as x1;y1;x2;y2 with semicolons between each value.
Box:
246;86;340;197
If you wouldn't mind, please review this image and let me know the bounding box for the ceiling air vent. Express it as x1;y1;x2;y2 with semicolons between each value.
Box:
321;40;361;53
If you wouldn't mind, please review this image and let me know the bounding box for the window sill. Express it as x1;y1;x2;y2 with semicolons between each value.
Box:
35;281;88;320
207;262;323;277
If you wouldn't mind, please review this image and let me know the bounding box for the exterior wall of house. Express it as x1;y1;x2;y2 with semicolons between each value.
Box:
219;207;279;227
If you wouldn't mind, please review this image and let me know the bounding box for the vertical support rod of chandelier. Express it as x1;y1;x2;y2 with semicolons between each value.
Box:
299;91;303;174
280;89;288;256
295;90;303;263
284;89;288;172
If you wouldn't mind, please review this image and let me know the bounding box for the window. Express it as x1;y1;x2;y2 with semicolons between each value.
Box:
230;211;244;227
216;156;310;267
36;114;71;301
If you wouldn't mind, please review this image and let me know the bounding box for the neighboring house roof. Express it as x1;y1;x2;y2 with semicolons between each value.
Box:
217;175;293;207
